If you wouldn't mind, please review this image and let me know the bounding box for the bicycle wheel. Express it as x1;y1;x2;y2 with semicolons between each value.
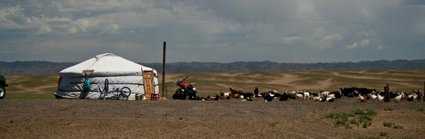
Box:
119;87;131;100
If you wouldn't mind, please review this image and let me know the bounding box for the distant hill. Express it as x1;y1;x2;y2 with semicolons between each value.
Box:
0;61;75;76
1;59;425;75
144;59;425;73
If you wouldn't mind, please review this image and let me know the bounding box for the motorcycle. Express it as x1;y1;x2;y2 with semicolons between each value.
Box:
172;77;200;100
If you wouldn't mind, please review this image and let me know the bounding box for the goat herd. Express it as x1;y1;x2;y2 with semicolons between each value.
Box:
196;87;425;103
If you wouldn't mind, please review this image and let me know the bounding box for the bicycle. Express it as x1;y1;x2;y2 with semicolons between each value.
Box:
98;79;132;100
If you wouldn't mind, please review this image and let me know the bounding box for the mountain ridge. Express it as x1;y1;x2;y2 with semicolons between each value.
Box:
1;59;425;75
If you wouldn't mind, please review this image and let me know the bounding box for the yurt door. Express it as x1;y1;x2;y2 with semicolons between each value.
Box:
143;70;154;99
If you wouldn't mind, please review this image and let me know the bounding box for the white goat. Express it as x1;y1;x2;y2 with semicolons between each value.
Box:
311;93;322;101
321;91;330;97
295;93;304;99
326;94;335;102
312;96;322;101
394;92;404;103
303;91;310;100
358;94;367;102
407;92;418;101
368;91;378;100
377;93;384;101
222;92;230;98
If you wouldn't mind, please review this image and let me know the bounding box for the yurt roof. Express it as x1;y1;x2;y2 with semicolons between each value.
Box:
60;53;156;77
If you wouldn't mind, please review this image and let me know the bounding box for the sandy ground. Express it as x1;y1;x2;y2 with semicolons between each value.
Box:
264;73;335;90
5;76;57;94
1;99;425;139
5;71;425;96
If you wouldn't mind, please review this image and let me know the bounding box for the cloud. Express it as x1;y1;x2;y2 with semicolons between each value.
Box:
0;6;22;29
346;42;358;49
0;0;424;63
0;6;20;20
318;33;344;49
282;36;303;45
360;39;370;47
345;31;383;50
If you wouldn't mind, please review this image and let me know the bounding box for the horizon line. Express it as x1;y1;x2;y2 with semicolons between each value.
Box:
1;58;425;64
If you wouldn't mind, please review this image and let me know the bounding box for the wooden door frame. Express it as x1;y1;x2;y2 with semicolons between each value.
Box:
143;70;154;99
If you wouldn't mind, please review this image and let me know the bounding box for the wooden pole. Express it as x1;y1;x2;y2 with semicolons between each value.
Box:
423;81;425;102
162;42;166;98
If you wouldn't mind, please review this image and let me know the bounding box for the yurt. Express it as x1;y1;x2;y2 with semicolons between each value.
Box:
54;53;159;100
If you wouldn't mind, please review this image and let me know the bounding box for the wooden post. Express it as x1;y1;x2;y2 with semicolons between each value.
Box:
421;81;425;101
384;84;390;102
162;42;166;98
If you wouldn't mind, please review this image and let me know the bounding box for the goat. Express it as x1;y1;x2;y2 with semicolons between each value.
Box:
330;91;342;99
229;87;242;98
264;93;275;102
264;90;279;102
311;95;322;102
240;92;254;101
340;87;375;97
205;95;219;101
317;91;335;102
358;94;367;102
368;91;378;100
279;93;290;101
377;93;385;101
321;91;330;97
219;92;231;99
326;94;335;102
394;92;404;103
405;91;418;101
375;91;386;101
287;90;297;99
303;91;310;100
295;93;304;99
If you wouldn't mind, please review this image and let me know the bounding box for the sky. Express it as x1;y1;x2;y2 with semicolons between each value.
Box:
0;0;424;63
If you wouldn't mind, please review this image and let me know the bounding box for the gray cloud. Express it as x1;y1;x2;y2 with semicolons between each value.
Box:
0;0;424;63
